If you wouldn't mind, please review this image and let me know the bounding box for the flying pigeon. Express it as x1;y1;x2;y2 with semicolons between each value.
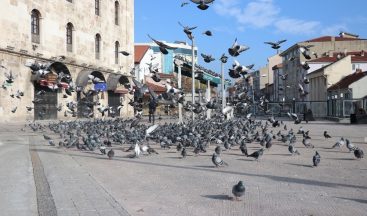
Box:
232;181;246;201
228;38;249;57
190;0;215;10
181;2;189;7
202;30;212;36
299;45;314;60
119;51;130;56
147;34;177;55
178;22;197;40
201;53;215;63
264;39;287;50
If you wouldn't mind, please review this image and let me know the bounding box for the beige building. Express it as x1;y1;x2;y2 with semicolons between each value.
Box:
0;0;134;121
307;55;353;101
280;32;367;100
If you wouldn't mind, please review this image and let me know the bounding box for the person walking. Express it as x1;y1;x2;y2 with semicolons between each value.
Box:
149;97;157;124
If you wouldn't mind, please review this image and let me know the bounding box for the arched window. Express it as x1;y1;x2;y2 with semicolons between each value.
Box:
95;0;100;16
115;41;120;64
31;9;41;43
115;1;119;25
95;34;101;59
66;23;74;52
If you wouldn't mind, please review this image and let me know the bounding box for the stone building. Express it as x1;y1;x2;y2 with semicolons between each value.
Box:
280;32;367;101
0;0;134;121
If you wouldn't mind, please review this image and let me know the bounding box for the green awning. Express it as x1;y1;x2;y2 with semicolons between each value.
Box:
202;73;220;85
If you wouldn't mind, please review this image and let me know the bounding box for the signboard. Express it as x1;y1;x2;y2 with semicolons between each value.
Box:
94;82;107;91
202;73;220;84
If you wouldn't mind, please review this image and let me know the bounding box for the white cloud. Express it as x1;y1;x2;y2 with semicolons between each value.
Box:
214;0;338;35
274;18;321;35
236;0;280;28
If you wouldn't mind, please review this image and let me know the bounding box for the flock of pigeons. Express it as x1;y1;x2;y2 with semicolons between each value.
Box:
25;110;364;201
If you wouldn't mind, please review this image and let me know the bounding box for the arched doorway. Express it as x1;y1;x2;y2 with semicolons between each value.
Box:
106;73;130;117
32;62;71;120
76;70;106;118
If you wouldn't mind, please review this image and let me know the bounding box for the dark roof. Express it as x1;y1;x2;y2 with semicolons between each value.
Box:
134;45;150;64
328;71;367;90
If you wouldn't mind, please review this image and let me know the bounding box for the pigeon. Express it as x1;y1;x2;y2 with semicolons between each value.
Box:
324;131;331;139
288;144;300;155
301;61;310;70
354;148;364;159
181;148;187;158
240;143;248;156
48;140;55;146
228;38;249;57
299;45;314;60
302;138;314;148
214;146;222;154
201;53;215;63
202;30;212;36
119;51;130;56
190;0;215;10
43;134;52;140
313;151;320;167
11;107;17;113
178;21;197;40
181;2;189;7
212;153;228;167
26;106;34;111
107;149;115;159
147;34;177;55
247;148;264;161
331;137;345;148
4;70;15;83
100;146;107;155
264;39;287;50
232;181;246;201
346;139;357;152
134;143;141;157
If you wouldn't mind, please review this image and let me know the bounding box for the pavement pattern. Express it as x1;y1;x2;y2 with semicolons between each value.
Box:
0;119;367;216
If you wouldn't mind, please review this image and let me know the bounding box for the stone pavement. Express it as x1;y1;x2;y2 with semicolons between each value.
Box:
0;120;367;216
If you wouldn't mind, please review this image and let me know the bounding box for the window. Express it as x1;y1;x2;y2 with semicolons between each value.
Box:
66;0;72;2
115;41;119;64
66;23;74;52
95;0;100;15
31;9;41;43
95;34;101;59
115;1;119;25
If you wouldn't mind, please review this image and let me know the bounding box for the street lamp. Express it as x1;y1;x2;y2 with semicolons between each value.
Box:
220;53;228;111
174;58;184;123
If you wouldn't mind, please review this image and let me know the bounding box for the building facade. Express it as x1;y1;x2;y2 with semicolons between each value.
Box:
0;0;134;121
280;32;367;101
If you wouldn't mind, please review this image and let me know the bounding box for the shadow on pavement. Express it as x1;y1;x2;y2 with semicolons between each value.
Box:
201;194;231;200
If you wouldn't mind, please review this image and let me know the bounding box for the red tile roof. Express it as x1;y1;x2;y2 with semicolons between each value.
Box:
304;36;366;43
328;71;367;91
134;45;150;64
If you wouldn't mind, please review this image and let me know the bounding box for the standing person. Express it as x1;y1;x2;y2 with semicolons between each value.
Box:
149;97;157;124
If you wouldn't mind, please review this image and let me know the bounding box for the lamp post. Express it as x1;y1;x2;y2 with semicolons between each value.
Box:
174;59;184;123
220;54;228;111
191;37;195;121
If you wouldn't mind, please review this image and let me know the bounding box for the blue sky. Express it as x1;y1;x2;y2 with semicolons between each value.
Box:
135;0;367;76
